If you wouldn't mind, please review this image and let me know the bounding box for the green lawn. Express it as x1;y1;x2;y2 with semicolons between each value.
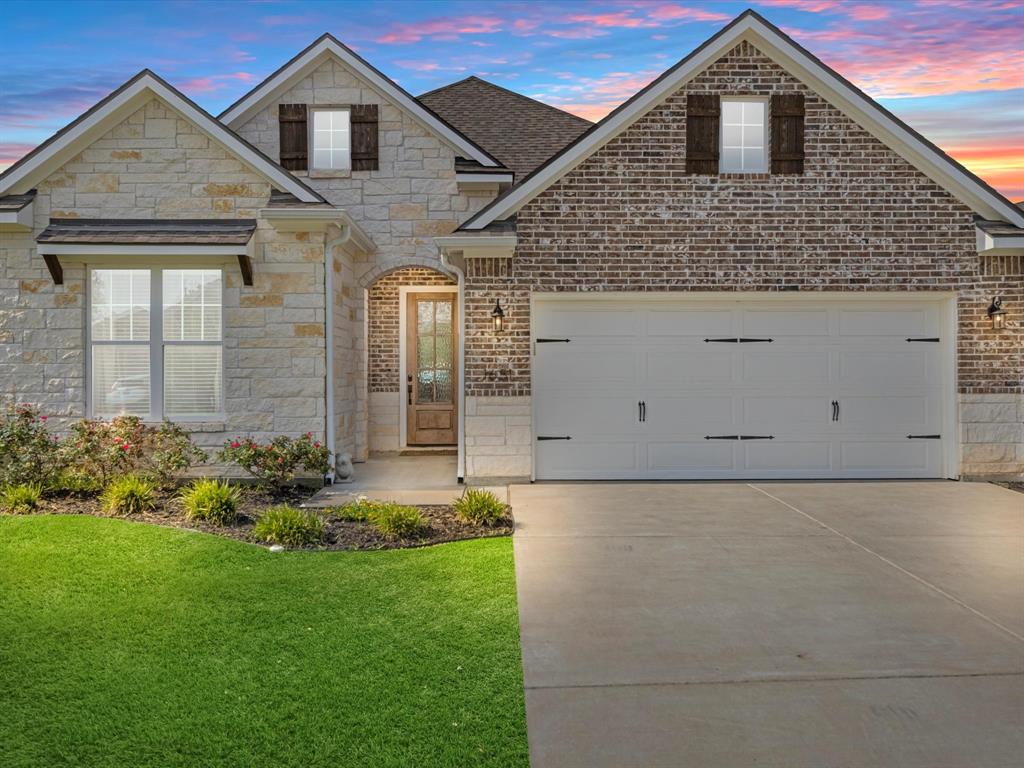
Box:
0;516;528;768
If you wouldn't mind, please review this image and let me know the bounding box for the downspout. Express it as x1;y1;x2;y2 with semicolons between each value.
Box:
323;227;352;484
439;250;467;482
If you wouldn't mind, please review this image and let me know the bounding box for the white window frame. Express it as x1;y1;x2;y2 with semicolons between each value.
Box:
720;96;769;174
309;106;352;174
86;266;226;423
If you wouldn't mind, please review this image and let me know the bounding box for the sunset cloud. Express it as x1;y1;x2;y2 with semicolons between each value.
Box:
0;1;1018;199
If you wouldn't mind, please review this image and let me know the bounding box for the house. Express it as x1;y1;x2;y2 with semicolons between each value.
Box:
1;10;1021;484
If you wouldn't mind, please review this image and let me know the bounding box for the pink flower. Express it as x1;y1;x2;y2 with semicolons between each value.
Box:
313;442;320;448
278;457;285;463
121;442;130;451
230;441;241;449
40;415;47;421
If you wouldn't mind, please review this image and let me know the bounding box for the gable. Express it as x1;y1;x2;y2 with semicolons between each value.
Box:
34;98;274;220
462;10;1023;230
0;71;324;203
218;35;501;168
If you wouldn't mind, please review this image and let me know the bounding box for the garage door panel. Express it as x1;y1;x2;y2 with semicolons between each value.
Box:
839;350;931;384
741;309;829;336
646;346;733;386
744;441;833;472
840;441;936;472
537;441;640;478
537;306;640;338
644;396;735;432
742;396;829;427
743;350;830;385
535;395;638;437
534;346;639;389
838;395;937;432
647;441;737;471
646;309;733;337
838;308;935;337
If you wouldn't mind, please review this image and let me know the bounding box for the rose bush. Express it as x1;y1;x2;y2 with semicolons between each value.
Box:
64;416;206;487
218;432;330;489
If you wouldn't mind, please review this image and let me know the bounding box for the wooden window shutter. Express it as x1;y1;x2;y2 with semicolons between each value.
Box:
278;104;308;171
686;94;720;174
770;94;805;174
350;104;379;171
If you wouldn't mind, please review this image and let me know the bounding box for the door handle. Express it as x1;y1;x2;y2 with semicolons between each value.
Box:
638;401;646;422
831;400;839;422
407;375;412;406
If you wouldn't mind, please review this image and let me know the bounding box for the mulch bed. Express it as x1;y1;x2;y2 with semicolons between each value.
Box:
18;489;513;551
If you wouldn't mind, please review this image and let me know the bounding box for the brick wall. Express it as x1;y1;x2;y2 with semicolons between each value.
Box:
368;267;457;393
460;40;1022;479
0;98;328;445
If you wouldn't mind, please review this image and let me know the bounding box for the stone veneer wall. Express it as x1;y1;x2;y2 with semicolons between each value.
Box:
461;41;1023;481
0;98;328;446
235;56;498;463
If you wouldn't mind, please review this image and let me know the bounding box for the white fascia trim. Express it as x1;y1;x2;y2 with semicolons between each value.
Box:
464;15;1024;229
0;203;33;231
220;39;499;168
0;75;321;203
977;228;1024;255
37;243;249;257
260;207;375;253
456;172;514;185
435;234;516;259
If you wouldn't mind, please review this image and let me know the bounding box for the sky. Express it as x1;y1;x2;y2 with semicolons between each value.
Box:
1;0;1021;199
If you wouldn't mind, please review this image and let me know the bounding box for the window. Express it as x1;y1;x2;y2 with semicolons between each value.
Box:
311;108;351;172
720;99;767;173
90;268;223;420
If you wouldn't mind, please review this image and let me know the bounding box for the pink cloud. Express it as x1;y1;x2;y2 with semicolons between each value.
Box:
376;15;504;44
0;142;37;165
174;72;255;95
567;11;654;29
647;4;732;23
848;5;891;21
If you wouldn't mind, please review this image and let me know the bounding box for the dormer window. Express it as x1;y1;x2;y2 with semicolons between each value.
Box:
311;108;351;172
720;98;767;173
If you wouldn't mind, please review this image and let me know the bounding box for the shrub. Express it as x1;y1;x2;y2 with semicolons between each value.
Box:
218;433;331;490
253;505;325;546
370;503;425;540
64;417;206;486
0;404;64;487
1;483;42;514
100;475;157;516
49;469;103;496
452;488;507;526
336;496;383;522
179;479;241;525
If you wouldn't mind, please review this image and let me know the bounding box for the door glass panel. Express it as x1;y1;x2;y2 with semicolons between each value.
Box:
412;296;455;406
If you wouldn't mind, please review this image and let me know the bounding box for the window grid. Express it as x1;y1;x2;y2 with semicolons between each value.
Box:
312;109;351;171
721;99;767;173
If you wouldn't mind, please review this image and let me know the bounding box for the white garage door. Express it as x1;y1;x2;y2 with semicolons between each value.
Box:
533;297;949;480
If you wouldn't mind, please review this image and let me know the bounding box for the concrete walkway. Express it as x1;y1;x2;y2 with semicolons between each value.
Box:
512;481;1024;767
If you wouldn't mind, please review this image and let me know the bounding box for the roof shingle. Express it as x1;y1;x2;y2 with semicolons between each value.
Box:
418;76;591;180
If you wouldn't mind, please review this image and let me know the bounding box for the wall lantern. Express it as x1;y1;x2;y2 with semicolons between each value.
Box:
987;296;1006;330
491;299;505;333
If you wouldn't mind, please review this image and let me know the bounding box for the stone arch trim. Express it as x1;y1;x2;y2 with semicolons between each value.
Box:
358;256;459;289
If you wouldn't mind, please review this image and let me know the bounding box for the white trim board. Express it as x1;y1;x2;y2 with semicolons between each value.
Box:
218;35;500;169
462;10;1023;230
0;71;325;203
397;285;460;453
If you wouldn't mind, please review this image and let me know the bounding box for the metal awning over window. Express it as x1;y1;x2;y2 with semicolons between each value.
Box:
35;218;257;285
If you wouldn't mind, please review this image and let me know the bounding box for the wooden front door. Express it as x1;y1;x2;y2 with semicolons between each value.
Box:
406;292;457;445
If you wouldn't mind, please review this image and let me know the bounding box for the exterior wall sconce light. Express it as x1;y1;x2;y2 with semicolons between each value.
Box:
987;296;1006;330
491;299;505;333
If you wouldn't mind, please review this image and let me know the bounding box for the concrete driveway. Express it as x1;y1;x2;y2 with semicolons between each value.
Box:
511;481;1024;767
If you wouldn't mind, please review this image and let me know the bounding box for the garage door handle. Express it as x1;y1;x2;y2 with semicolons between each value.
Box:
537;435;572;441
831;400;839;422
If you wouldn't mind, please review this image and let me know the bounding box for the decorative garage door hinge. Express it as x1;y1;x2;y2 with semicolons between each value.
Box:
537;435;572;441
536;338;571;343
704;435;775;440
704;338;774;343
906;337;940;343
906;434;941;439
